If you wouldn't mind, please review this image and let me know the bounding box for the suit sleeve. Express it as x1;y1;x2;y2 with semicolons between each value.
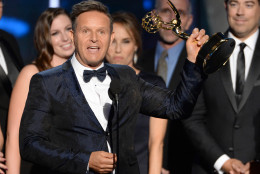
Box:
181;88;225;167
19;74;89;174
140;60;206;120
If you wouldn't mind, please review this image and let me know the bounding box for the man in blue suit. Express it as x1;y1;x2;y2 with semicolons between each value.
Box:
19;1;209;173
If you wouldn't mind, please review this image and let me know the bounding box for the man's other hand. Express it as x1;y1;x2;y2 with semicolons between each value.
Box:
89;151;117;174
222;158;247;174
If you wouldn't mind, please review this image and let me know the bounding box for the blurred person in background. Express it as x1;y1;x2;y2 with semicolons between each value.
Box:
137;0;194;173
0;0;24;172
5;8;74;174
0;0;24;149
106;11;167;174
182;0;260;173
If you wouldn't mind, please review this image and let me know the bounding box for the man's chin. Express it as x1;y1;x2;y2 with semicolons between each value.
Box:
158;33;180;44
159;36;179;45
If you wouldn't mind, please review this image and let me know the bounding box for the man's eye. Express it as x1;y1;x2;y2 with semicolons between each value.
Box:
66;27;72;31
160;9;171;15
245;3;254;8
229;2;237;7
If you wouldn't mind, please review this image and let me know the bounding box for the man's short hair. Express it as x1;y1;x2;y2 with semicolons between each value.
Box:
70;0;113;32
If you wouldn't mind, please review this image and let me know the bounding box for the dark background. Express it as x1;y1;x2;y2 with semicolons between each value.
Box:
0;0;228;64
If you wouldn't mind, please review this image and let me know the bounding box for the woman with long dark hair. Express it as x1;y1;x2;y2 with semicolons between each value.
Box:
5;8;74;174
106;11;168;174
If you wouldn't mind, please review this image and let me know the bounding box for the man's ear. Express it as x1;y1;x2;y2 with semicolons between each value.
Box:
69;30;74;43
224;1;228;10
110;31;115;45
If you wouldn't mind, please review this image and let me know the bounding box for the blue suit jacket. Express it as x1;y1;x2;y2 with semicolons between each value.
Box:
19;59;205;174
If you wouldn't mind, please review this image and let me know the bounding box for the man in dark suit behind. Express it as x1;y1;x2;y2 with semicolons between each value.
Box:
0;0;23;150
138;0;194;173
19;1;209;174
182;0;260;173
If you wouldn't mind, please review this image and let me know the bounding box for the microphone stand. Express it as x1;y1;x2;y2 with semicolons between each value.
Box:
115;93;119;174
109;78;121;174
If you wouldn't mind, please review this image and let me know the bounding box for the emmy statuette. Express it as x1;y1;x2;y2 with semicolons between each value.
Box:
142;0;235;74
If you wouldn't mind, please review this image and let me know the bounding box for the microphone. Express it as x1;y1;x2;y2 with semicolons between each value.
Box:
108;78;121;174
109;78;121;102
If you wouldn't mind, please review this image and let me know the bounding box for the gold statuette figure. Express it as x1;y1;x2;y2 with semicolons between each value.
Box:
142;0;235;74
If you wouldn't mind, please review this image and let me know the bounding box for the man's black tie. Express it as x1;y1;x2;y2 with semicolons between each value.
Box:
236;42;246;104
83;66;107;83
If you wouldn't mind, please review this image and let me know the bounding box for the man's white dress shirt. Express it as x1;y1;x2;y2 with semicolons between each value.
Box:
71;54;113;173
0;47;8;74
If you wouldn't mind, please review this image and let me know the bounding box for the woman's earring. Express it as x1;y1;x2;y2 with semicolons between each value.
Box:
134;53;138;64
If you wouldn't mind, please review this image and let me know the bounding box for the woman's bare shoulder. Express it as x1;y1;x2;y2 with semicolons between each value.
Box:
19;64;39;78
14;64;39;85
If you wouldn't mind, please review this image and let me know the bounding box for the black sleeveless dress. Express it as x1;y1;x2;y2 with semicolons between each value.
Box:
134;71;166;174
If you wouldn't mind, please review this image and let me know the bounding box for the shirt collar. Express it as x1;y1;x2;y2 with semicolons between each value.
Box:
155;42;165;58
167;41;185;63
228;29;259;51
71;53;105;78
155;41;185;59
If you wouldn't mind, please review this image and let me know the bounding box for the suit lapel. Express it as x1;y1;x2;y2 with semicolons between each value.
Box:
221;61;238;112
238;35;260;111
0;33;22;71
62;61;123;132
62;60;103;129
221;30;237;112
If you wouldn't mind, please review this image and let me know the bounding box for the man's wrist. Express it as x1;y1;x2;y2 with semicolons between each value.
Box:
214;154;230;173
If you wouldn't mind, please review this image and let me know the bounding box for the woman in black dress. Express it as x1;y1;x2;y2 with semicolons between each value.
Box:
106;11;168;174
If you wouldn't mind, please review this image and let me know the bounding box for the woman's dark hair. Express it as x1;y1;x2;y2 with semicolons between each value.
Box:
111;11;143;60
34;8;70;71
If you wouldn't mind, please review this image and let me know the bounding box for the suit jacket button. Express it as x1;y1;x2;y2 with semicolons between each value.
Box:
105;132;109;136
228;147;234;152
234;124;240;129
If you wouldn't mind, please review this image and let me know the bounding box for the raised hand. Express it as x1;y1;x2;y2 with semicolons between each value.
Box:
186;28;209;63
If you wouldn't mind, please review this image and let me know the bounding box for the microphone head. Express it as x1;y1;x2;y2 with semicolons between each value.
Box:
109;78;121;100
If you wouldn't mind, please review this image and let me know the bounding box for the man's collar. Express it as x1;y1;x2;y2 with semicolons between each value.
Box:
228;29;259;50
